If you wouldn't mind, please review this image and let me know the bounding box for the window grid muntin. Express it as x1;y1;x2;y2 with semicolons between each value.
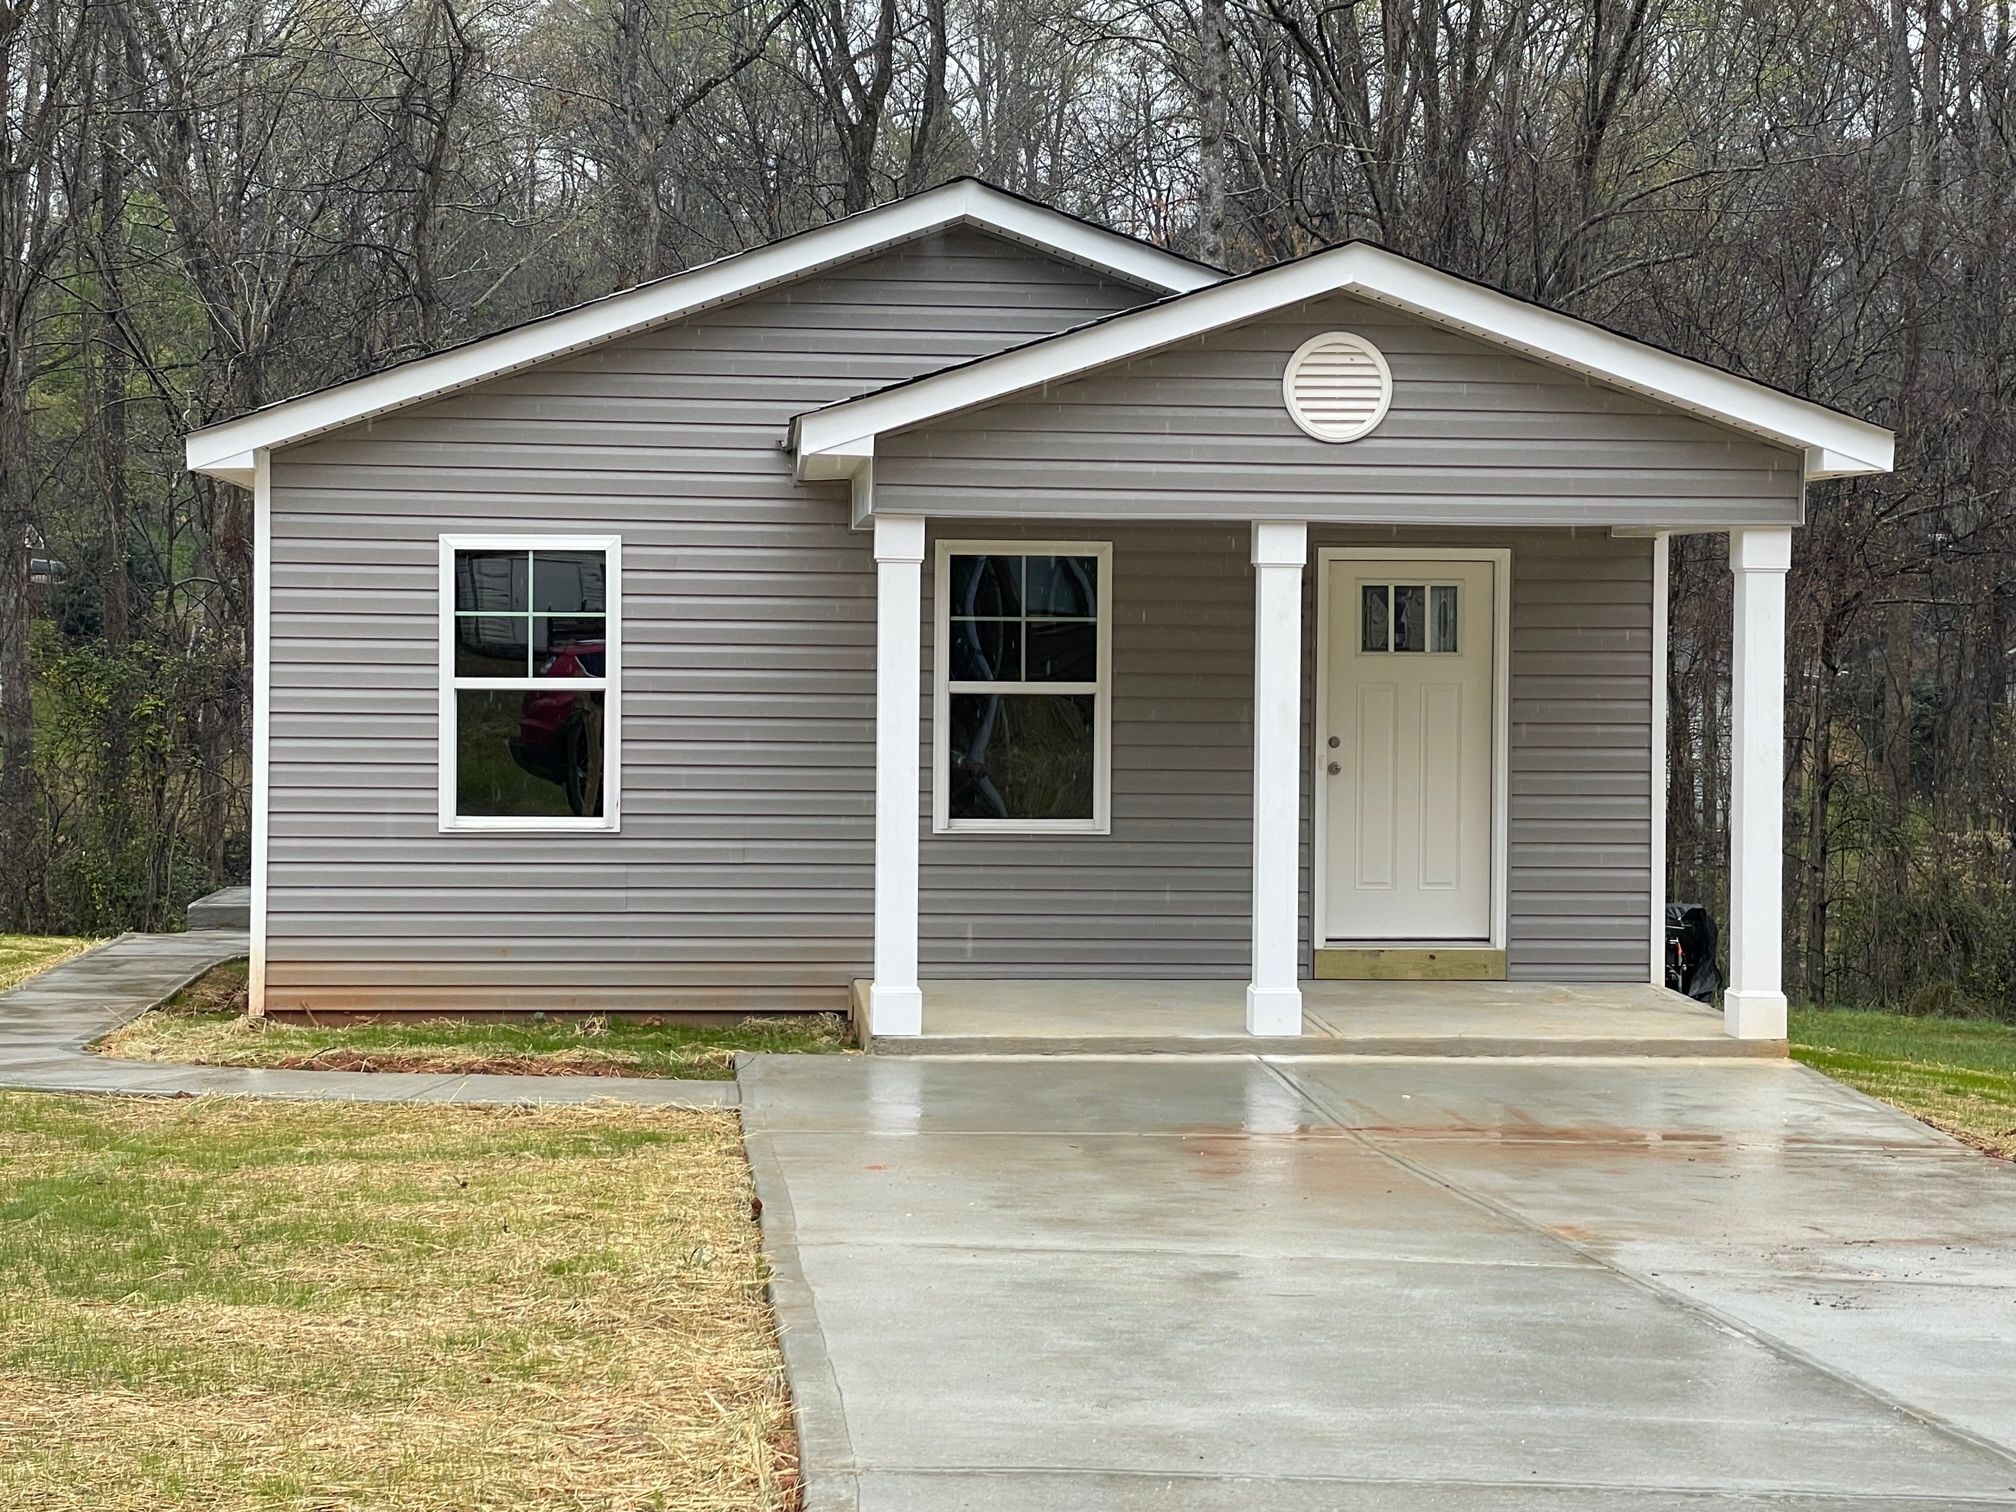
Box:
1360;580;1462;655
936;542;1112;833
452;547;607;682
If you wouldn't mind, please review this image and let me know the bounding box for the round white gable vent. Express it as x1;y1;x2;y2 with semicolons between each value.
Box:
1282;331;1392;443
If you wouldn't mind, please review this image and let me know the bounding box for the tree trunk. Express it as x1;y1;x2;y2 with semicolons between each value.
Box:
1198;0;1228;265
0;0;74;928
1802;611;1835;1003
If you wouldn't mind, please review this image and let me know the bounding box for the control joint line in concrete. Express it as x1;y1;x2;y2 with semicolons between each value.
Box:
1261;1058;2016;1478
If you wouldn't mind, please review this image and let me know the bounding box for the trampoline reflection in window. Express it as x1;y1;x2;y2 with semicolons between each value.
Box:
936;544;1110;832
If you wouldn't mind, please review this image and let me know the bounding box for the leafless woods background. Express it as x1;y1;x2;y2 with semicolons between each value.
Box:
1;0;2009;1010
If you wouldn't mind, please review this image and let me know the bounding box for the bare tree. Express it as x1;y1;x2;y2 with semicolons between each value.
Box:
0;0;85;925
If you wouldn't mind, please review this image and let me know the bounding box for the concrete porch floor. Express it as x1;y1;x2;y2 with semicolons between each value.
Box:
858;979;1773;1057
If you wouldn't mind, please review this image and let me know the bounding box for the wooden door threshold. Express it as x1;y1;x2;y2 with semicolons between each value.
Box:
1314;947;1507;981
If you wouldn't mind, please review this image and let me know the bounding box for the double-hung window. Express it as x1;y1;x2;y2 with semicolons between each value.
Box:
933;541;1111;833
439;535;621;831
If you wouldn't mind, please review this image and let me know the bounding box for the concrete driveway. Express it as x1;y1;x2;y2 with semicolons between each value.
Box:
741;1054;2016;1511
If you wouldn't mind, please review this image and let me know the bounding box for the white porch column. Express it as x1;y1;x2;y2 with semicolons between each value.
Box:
1248;520;1308;1035
1726;527;1792;1039
870;514;926;1037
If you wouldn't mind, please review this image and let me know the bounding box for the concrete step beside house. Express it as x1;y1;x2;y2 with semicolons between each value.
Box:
185;886;251;931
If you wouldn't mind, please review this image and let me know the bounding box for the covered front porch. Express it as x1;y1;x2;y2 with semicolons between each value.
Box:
783;255;1887;1049
850;977;1775;1056
860;514;1795;1046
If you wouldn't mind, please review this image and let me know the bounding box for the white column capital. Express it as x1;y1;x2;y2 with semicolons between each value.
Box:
873;513;925;565
1729;526;1792;575
1251;519;1308;569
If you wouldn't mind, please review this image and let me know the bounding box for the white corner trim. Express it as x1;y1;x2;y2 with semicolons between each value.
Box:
847;455;876;530
931;538;1113;836
248;449;271;1015
436;534;623;834
794;242;1894;481
1650;531;1670;986
187;181;1219;478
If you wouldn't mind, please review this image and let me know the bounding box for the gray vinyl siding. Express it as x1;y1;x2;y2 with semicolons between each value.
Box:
917;524;1652;983
264;228;1157;1013
920;522;1255;975
268;246;1685;1012
875;293;1804;528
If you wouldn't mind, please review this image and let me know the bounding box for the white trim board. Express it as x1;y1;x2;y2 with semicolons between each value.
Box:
1650;531;1671;985
931;539;1114;835
187;180;1220;484
794;241;1894;484
1311;545;1512;953
248;449;272;1015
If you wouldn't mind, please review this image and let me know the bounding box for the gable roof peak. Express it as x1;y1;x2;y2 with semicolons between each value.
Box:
186;178;1220;484
792;237;1892;483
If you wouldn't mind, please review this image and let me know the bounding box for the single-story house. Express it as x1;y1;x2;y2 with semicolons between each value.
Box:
184;178;1894;1042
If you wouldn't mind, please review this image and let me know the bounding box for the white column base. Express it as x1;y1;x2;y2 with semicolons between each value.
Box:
1723;988;1787;1041
868;983;924;1038
1246;985;1303;1036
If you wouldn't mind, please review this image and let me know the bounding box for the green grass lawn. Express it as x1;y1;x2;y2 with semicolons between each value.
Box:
0;1093;794;1510
0;934;96;993
1792;1007;2016;1158
96;960;851;1080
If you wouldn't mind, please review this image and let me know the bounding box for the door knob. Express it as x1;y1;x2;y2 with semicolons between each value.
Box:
1327;762;1341;776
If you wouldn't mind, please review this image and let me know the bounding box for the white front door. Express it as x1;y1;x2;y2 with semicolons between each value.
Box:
1321;557;1498;943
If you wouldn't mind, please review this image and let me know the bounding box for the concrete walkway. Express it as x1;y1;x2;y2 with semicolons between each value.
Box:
742;1053;2016;1511
0;932;734;1106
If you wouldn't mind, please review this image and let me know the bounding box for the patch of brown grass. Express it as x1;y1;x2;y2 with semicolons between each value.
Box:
0;935;96;993
0;1094;797;1510
100;966;850;1083
161;955;250;1014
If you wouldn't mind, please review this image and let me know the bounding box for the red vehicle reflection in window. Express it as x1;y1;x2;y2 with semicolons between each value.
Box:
507;641;606;816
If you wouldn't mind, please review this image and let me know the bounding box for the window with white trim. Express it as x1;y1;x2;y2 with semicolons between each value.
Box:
439;535;621;831
934;542;1111;833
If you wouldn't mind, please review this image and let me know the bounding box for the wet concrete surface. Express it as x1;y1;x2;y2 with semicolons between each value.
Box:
741;1054;2016;1511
